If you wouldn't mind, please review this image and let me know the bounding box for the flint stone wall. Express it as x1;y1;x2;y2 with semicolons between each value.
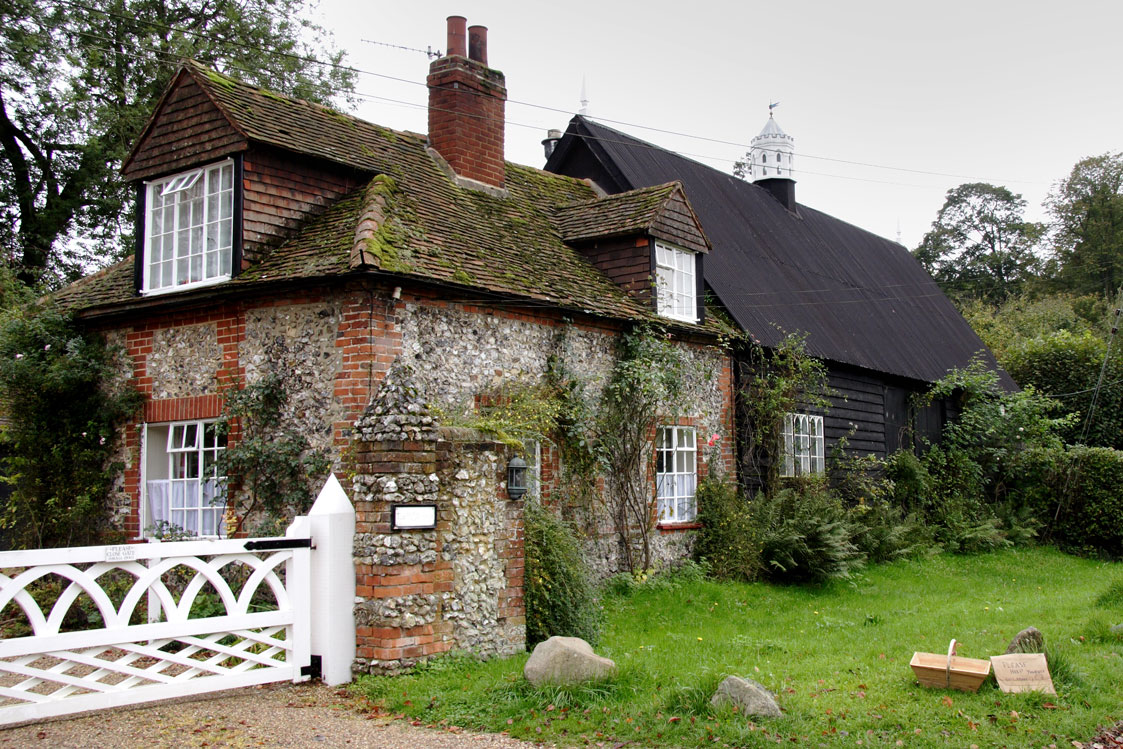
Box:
240;303;343;459
398;303;730;579
103;329;139;535
399;302;616;413
147;323;221;399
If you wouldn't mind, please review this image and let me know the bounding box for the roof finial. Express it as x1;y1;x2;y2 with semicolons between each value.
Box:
579;76;589;116
768;100;780;118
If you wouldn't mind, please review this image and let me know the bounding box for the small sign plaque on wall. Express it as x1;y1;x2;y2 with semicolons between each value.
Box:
990;653;1056;694
391;504;437;531
104;545;137;563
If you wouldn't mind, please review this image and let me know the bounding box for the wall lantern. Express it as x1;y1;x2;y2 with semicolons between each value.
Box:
507;455;528;500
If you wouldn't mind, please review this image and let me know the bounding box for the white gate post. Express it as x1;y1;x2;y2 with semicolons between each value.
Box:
303;474;356;685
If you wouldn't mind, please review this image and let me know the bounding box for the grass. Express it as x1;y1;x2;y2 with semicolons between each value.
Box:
355;547;1123;747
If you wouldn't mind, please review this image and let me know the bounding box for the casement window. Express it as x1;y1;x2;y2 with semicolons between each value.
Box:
142;421;227;538
781;413;825;477
143;160;235;293
655;241;698;323
656;426;696;523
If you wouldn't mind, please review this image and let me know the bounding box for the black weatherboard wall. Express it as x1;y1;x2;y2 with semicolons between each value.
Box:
545;115;1010;464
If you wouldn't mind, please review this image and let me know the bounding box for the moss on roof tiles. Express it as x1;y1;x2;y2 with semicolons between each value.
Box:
58;64;721;330
554;182;681;242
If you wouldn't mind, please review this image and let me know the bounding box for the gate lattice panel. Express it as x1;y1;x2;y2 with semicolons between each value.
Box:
0;537;311;725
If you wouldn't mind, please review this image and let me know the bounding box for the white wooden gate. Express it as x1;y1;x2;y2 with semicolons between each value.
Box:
0;475;355;726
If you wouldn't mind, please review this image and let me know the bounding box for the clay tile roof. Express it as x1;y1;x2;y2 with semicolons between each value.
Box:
555;182;680;242
59;65;723;333
180;63;396;173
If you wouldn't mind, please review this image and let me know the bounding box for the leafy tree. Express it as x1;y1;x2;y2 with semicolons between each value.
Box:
1046;152;1123;299
0;0;354;287
914;182;1043;304
958;292;1108;361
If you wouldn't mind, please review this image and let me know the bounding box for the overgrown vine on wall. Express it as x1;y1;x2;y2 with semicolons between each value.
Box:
738;331;831;495
434;323;698;574
431;379;562;451
215;372;330;536
0;304;143;549
595;324;689;573
544;334;599;523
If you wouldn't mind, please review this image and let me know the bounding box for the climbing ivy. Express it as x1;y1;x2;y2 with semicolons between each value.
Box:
737;332;831;495
215;372;330;536
594;325;690;572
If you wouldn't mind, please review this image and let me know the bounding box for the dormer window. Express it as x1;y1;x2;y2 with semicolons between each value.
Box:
655;240;698;323
143;160;235;294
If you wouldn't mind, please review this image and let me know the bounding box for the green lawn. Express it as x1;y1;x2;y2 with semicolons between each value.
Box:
355;547;1123;747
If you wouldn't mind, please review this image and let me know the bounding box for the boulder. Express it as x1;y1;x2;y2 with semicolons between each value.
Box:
523;636;616;685
710;675;782;718
1005;626;1046;654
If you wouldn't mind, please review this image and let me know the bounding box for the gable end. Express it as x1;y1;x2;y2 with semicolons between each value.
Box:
123;71;248;182
650;189;709;255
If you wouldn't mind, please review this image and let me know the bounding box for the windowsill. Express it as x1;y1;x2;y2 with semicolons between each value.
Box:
656;522;702;531
141;275;231;296
657;313;700;325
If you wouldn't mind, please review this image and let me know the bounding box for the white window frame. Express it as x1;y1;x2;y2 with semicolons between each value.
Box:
143;159;235;294
141;420;227;538
655;241;698;323
781;413;825;477
656;426;697;524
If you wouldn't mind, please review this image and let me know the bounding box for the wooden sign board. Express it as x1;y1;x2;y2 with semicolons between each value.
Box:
990;653;1056;694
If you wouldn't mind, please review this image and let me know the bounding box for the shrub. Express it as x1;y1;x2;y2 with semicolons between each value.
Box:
1004;330;1123;449
692;477;760;582
0;304;142;548
751;480;864;583
883;449;933;515
883;447;1014;554
848;499;933;563
1009;445;1123;558
523;500;601;647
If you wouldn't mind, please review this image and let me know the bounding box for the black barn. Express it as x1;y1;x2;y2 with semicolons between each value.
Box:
545;115;1013;483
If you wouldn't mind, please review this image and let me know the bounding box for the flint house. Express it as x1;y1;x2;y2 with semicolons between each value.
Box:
54;18;735;671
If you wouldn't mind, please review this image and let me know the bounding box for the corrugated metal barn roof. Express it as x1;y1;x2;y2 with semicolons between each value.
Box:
546;116;1013;387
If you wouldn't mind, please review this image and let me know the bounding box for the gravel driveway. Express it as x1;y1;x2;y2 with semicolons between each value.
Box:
0;682;541;748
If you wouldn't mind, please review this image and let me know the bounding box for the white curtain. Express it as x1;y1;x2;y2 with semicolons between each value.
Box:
146;480;171;528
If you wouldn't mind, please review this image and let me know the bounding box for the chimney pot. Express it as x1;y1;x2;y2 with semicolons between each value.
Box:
542;129;563;160
468;25;488;65
446;16;467;58
428;17;506;189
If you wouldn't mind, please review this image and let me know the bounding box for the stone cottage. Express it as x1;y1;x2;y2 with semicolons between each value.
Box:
55;17;735;673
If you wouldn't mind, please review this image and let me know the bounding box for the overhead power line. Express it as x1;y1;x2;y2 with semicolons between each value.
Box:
49;0;1043;188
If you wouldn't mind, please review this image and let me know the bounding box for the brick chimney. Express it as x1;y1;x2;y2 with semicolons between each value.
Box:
427;16;507;189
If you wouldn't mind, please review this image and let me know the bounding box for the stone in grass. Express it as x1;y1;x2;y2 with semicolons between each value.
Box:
1111;623;1123;634
1005;626;1046;654
710;675;782;718
523;636;616;686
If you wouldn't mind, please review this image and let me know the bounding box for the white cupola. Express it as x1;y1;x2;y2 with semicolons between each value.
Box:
748;108;795;183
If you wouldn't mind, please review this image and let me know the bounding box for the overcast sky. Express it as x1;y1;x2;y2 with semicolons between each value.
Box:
312;1;1122;250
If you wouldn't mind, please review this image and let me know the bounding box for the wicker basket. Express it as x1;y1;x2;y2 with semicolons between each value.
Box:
910;639;991;693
